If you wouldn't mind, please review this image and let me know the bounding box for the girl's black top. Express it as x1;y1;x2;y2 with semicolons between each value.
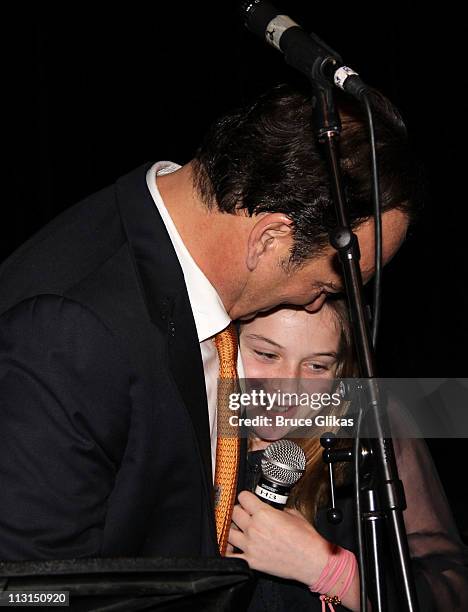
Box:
244;440;468;612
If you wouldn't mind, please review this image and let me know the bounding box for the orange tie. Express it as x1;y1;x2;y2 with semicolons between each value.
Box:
213;323;240;556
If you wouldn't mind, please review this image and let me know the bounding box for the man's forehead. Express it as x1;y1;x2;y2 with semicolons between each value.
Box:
356;209;409;279
305;208;409;288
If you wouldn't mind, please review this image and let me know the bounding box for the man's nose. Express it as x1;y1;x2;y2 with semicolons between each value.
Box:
304;293;327;313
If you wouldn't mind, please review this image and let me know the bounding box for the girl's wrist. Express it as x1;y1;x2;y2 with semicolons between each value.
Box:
294;530;332;586
308;544;358;609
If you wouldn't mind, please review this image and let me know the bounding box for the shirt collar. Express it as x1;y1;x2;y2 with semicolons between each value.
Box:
146;161;231;342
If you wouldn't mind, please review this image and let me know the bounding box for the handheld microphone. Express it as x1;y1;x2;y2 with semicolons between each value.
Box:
241;1;368;99
255;439;306;509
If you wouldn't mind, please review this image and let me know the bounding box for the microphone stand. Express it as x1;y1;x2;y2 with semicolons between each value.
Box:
308;57;419;612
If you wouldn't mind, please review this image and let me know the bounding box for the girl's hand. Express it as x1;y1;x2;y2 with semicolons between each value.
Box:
226;490;331;586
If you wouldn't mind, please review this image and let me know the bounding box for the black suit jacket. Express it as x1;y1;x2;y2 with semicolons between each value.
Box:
0;162;244;561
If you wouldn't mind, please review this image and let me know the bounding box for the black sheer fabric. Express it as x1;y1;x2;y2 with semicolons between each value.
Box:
244;432;468;611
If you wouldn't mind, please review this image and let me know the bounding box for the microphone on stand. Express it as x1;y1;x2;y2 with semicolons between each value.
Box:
240;0;368;99
255;439;306;509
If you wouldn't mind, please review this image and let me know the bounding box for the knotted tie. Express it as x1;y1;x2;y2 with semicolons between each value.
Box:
213;323;240;555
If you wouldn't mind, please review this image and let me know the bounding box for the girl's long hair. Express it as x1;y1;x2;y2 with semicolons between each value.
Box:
244;298;357;524
286;298;357;524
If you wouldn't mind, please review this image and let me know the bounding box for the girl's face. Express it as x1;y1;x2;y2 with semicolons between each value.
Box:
240;305;341;380
239;305;342;442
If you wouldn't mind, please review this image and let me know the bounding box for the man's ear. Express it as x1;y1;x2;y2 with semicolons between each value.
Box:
246;213;293;271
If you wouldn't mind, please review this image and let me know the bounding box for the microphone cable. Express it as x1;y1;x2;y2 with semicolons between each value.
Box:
362;91;383;349
354;89;383;612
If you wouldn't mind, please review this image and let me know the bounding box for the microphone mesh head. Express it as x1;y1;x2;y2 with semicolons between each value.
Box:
240;1;259;21
261;440;306;486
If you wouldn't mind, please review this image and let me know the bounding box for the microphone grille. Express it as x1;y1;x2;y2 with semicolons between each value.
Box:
240;1;278;35
261;440;306;486
240;1;259;21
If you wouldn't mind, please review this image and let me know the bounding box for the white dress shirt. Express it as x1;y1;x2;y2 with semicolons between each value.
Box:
146;161;244;482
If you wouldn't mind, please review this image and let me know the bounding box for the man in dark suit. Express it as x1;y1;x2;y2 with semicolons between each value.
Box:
0;85;419;560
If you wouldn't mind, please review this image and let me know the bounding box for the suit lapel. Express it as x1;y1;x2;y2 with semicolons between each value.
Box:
166;290;214;485
114;163;215;521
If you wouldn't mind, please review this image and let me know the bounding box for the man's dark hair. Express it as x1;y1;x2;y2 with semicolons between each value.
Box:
192;84;423;265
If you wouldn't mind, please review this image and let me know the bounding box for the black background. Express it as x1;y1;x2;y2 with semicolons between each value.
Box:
3;3;467;537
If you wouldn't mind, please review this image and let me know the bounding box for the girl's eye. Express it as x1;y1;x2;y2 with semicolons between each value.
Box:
307;363;328;372
253;350;278;360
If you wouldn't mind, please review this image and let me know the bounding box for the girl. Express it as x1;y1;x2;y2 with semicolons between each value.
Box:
228;300;468;611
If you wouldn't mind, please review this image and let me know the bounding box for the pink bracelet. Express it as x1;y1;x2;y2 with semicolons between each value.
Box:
309;546;358;612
